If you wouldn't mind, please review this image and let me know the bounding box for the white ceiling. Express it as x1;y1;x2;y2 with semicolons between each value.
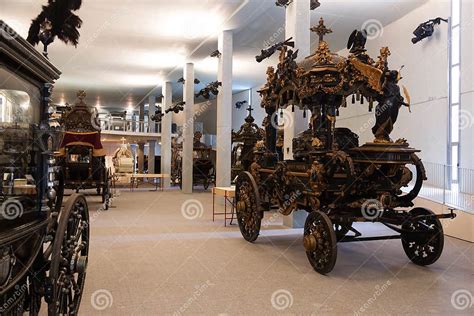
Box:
1;0;426;110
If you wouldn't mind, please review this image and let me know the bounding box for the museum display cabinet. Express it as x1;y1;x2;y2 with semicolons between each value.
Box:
0;20;89;315
55;91;113;210
234;18;457;274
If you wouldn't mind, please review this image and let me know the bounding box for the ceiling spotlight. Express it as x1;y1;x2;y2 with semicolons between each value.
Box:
210;50;221;58
275;0;293;8
310;0;321;10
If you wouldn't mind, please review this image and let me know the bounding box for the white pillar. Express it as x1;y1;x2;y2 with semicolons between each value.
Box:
216;30;233;188
148;95;156;133
182;63;194;193
161;81;172;188
283;0;311;228
148;140;156;173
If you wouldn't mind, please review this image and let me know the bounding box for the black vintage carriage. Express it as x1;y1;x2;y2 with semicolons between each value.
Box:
231;107;265;182
173;132;215;190
0;21;89;315
55;92;112;210
235;19;456;274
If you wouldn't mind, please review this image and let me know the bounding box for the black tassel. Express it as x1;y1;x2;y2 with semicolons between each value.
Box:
303;109;307;118
352;94;356;104
369;98;374;112
291;105;295;112
280;109;284;118
356;91;361;102
361;96;364;105
336;108;340;116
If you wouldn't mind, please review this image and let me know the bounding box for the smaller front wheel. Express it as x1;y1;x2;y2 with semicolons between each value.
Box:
303;211;337;274
401;208;444;266
235;172;262;242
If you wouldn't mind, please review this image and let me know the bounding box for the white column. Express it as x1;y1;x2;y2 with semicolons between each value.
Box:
284;0;311;228
216;30;233;188
148;95;156;133
161;81;172;188
147;95;156;174
148;140;156;173
284;0;311;160
182;63;194;193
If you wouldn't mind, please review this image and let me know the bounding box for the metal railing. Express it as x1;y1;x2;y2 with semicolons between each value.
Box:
99;118;161;134
406;162;474;212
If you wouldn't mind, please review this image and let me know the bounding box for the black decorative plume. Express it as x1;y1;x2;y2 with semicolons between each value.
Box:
27;0;83;57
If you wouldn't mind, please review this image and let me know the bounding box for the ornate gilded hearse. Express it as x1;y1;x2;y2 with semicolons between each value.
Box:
235;19;456;274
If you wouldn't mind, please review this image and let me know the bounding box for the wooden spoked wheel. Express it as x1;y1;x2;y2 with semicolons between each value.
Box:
304;211;338;274
401;207;444;266
48;194;89;316
235;172;262;242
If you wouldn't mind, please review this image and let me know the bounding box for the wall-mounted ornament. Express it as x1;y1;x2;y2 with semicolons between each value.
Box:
210;50;221;58
310;0;321;10
235;100;248;109
411;17;448;44
195;81;222;100
256;37;295;63
177;78;200;84
275;0;293;8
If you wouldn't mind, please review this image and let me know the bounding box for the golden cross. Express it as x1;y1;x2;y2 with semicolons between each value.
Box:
310;17;332;42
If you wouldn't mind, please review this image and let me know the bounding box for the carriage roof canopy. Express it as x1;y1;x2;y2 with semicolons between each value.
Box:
57;90;105;157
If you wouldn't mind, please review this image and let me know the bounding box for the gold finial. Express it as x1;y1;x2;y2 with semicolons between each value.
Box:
310;17;332;42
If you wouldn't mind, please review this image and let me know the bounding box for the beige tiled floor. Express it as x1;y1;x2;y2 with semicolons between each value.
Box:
71;188;473;315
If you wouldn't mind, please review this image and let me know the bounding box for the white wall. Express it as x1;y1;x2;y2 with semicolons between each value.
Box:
460;0;474;170
337;0;450;165
232;88;266;131
173;99;217;135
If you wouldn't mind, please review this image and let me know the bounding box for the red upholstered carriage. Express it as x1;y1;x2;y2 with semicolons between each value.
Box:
56;91;112;209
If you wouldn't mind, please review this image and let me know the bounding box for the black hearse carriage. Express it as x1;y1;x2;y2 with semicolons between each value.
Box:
55;91;112;210
0;21;89;315
174;132;215;190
